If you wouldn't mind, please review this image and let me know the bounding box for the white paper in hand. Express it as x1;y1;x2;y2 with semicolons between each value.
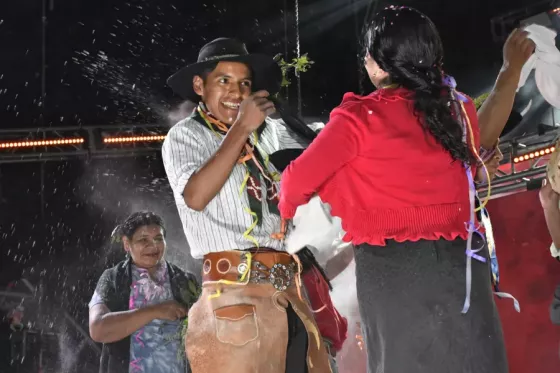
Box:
285;195;347;255
518;24;560;109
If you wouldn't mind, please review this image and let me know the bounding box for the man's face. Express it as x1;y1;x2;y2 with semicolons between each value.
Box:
193;61;253;125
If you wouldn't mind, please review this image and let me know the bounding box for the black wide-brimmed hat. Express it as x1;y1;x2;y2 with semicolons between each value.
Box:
167;37;282;102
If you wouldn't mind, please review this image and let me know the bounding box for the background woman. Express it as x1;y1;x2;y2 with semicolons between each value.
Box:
88;211;199;373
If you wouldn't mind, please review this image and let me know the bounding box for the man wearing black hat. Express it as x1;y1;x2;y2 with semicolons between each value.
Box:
162;38;333;373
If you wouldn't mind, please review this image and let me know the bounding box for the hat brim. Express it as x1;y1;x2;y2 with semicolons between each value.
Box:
167;54;282;102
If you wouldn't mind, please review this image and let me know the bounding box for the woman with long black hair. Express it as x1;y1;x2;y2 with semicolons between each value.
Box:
279;7;510;372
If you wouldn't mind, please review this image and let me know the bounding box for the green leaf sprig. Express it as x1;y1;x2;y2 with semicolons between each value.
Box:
274;54;314;88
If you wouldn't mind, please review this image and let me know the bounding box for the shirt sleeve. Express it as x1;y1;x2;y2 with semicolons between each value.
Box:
88;291;105;309
277;119;309;150
261;118;309;153
89;270;112;310
161;123;212;202
279;106;367;218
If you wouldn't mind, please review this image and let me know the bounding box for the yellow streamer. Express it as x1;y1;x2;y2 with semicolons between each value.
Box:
238;252;252;282
239;169;251;196
242;208;260;248
208;288;222;300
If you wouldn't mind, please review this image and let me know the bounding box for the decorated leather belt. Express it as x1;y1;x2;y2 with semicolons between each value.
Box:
202;250;297;291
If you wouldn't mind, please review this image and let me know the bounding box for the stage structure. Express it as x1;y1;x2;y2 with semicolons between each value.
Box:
0;279;101;373
0;123;557;200
478;127;558;199
490;0;559;42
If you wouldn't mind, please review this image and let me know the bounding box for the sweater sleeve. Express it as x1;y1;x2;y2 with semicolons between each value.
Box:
279;103;367;218
89;269;114;309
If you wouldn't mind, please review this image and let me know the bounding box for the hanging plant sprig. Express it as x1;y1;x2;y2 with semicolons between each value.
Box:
274;53;314;88
473;92;490;110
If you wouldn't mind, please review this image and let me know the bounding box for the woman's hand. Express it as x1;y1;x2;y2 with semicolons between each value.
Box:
475;147;503;184
89;300;187;343
152;300;188;321
502;28;536;73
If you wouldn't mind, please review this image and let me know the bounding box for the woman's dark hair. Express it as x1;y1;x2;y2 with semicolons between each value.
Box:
111;211;166;243
363;6;473;164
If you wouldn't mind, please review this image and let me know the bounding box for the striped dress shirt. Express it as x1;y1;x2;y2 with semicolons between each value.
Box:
162;116;308;259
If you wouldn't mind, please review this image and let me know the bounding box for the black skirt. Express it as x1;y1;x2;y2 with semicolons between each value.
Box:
354;237;508;373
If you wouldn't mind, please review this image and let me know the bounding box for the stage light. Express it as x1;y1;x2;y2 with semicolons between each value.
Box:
103;135;167;144
0;138;84;149
513;145;555;163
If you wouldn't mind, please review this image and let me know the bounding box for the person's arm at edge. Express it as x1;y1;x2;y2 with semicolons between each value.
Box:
477;28;535;149
541;181;560;250
543;204;560;251
477;67;522;149
550;283;560;324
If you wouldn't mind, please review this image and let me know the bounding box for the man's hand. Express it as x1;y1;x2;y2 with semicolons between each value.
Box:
181;91;275;211
540;179;560;211
234;90;276;133
503;28;536;73
152;300;188;321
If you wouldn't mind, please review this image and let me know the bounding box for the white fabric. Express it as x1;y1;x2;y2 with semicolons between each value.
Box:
285;195;350;258
308;122;326;132
518;24;560;109
286;195;360;347
329;259;359;321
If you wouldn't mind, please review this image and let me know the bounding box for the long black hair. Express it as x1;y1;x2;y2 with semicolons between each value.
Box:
363;6;473;165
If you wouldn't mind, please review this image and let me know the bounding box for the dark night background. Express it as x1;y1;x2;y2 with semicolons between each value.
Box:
0;0;558;371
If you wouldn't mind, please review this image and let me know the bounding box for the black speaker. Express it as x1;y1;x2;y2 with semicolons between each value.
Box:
527;177;545;191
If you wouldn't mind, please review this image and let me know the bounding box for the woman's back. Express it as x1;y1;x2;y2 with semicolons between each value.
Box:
281;86;480;246
278;6;509;373
343;87;474;206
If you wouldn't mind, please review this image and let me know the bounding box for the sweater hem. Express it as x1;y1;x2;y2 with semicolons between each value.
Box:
322;189;473;247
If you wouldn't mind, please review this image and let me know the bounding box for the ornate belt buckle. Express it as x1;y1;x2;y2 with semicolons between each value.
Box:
269;263;294;291
237;253;250;281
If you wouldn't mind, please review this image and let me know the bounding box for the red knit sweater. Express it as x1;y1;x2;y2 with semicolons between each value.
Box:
279;87;480;246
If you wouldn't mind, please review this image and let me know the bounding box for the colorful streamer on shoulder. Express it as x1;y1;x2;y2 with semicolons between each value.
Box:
449;84;519;314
